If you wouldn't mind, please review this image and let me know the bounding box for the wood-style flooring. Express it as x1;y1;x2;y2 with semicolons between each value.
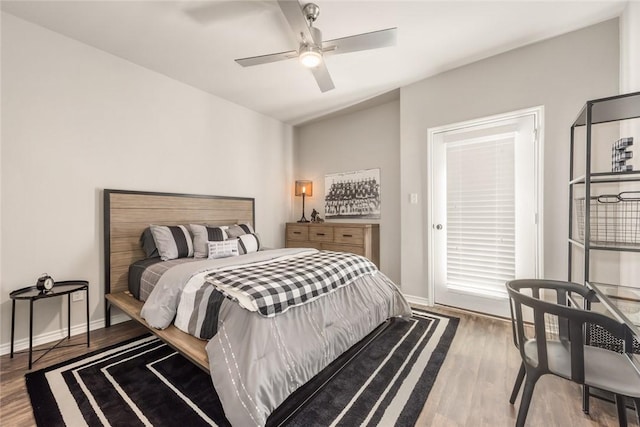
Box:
0;306;637;426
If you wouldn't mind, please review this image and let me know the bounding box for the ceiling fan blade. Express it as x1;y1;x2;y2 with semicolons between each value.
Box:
310;62;335;93
277;0;318;45
322;28;397;56
235;50;298;67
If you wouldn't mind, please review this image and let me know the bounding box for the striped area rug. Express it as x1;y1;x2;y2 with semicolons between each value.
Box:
26;310;458;427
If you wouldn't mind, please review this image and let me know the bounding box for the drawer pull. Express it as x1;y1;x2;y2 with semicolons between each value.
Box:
293;231;301;234
343;234;353;238
316;233;325;236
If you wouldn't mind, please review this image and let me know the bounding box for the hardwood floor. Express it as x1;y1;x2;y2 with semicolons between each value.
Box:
0;307;637;426
417;305;638;427
0;321;149;426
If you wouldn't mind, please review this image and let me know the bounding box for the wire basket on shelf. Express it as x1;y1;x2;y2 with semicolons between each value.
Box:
575;191;640;248
589;323;640;354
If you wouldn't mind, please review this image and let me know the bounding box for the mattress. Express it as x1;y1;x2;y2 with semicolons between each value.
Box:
128;257;199;301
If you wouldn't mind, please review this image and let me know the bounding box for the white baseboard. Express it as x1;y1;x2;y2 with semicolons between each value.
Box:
0;313;131;356
403;294;433;308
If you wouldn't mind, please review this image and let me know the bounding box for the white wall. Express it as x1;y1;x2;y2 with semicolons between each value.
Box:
400;19;620;300
0;13;293;353
619;2;640;287
620;1;640;93
294;100;401;283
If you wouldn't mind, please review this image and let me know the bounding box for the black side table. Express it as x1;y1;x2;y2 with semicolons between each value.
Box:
10;280;90;369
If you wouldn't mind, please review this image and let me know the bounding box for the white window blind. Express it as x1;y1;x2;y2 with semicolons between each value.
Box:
446;136;515;298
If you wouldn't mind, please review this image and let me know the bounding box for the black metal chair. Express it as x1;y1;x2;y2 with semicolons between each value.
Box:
506;279;640;427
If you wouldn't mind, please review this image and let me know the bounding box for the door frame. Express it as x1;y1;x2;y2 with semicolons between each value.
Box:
426;106;545;307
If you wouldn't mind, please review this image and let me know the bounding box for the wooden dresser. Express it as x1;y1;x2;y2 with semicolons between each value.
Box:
285;222;380;267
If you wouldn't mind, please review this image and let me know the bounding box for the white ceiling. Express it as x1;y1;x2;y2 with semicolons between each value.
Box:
1;1;626;125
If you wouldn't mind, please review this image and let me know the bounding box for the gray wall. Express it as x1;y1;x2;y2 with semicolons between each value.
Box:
400;19;620;299
294;100;401;283
294;19;620;300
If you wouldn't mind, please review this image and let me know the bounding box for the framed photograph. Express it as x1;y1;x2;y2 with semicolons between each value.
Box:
324;168;381;219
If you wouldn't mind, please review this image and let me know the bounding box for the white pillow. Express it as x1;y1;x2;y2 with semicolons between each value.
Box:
238;233;261;255
207;240;239;259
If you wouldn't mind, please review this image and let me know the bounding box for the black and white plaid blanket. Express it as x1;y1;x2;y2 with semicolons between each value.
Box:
205;251;377;317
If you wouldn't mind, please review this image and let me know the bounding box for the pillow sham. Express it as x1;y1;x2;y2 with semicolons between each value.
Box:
139;227;159;258
225;223;254;239
237;233;261;255
207;240;239;259
190;224;228;258
149;225;194;261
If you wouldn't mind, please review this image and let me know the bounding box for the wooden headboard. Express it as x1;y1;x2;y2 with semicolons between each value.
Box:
103;189;254;325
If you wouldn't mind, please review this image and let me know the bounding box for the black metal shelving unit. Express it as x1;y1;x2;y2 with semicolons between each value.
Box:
567;91;640;413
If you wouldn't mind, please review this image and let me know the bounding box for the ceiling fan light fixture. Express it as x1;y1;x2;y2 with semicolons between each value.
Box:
299;45;322;68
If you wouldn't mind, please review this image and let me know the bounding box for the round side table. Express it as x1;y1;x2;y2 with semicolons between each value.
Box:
10;280;90;369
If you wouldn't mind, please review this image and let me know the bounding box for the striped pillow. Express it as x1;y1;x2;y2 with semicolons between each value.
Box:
149;225;194;261
237;233;261;255
190;224;228;258
225;223;254;239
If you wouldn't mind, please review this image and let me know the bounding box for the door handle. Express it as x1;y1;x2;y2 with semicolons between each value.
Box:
434;224;443;230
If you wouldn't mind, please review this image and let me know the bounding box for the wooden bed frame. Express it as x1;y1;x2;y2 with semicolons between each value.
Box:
103;189;255;372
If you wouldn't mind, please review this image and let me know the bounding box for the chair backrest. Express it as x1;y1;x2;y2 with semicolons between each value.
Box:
506;279;633;384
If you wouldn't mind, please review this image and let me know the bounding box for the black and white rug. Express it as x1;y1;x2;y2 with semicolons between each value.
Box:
26;310;458;427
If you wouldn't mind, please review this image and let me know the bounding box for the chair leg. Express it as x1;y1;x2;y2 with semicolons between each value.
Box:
510;363;526;404
614;395;628;427
516;373;539;427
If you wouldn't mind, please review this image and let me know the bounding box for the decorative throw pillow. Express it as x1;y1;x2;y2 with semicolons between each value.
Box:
139;227;159;258
225;223;255;239
207;240;239;259
149;225;194;261
190;224;228;258
237;233;261;255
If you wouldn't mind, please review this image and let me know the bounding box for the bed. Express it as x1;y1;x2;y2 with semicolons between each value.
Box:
103;189;411;426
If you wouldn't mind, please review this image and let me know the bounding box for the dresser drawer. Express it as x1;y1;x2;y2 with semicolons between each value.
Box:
309;226;334;242
287;225;308;241
322;243;365;257
333;227;365;245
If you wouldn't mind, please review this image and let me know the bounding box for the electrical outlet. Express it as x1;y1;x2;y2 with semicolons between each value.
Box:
72;291;84;302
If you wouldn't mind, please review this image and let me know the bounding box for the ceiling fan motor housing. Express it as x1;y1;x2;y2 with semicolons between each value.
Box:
303;3;320;23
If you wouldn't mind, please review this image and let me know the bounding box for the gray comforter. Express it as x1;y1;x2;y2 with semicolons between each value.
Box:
140;248;411;426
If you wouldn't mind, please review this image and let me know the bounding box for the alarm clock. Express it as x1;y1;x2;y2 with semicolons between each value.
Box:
36;274;54;292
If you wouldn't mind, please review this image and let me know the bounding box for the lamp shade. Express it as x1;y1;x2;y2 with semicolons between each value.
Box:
295;180;313;197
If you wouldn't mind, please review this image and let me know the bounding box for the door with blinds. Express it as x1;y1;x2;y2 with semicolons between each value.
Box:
430;110;541;318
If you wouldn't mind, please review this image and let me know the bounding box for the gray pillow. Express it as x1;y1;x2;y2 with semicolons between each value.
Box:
190;224;228;258
139;228;159;258
149;225;194;261
225;223;255;239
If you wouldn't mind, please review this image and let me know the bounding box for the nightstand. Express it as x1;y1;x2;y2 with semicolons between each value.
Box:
10;280;90;369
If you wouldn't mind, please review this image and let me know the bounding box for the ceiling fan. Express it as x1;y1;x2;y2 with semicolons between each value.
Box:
235;1;397;93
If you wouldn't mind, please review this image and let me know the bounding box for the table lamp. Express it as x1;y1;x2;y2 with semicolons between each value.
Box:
295;180;313;223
